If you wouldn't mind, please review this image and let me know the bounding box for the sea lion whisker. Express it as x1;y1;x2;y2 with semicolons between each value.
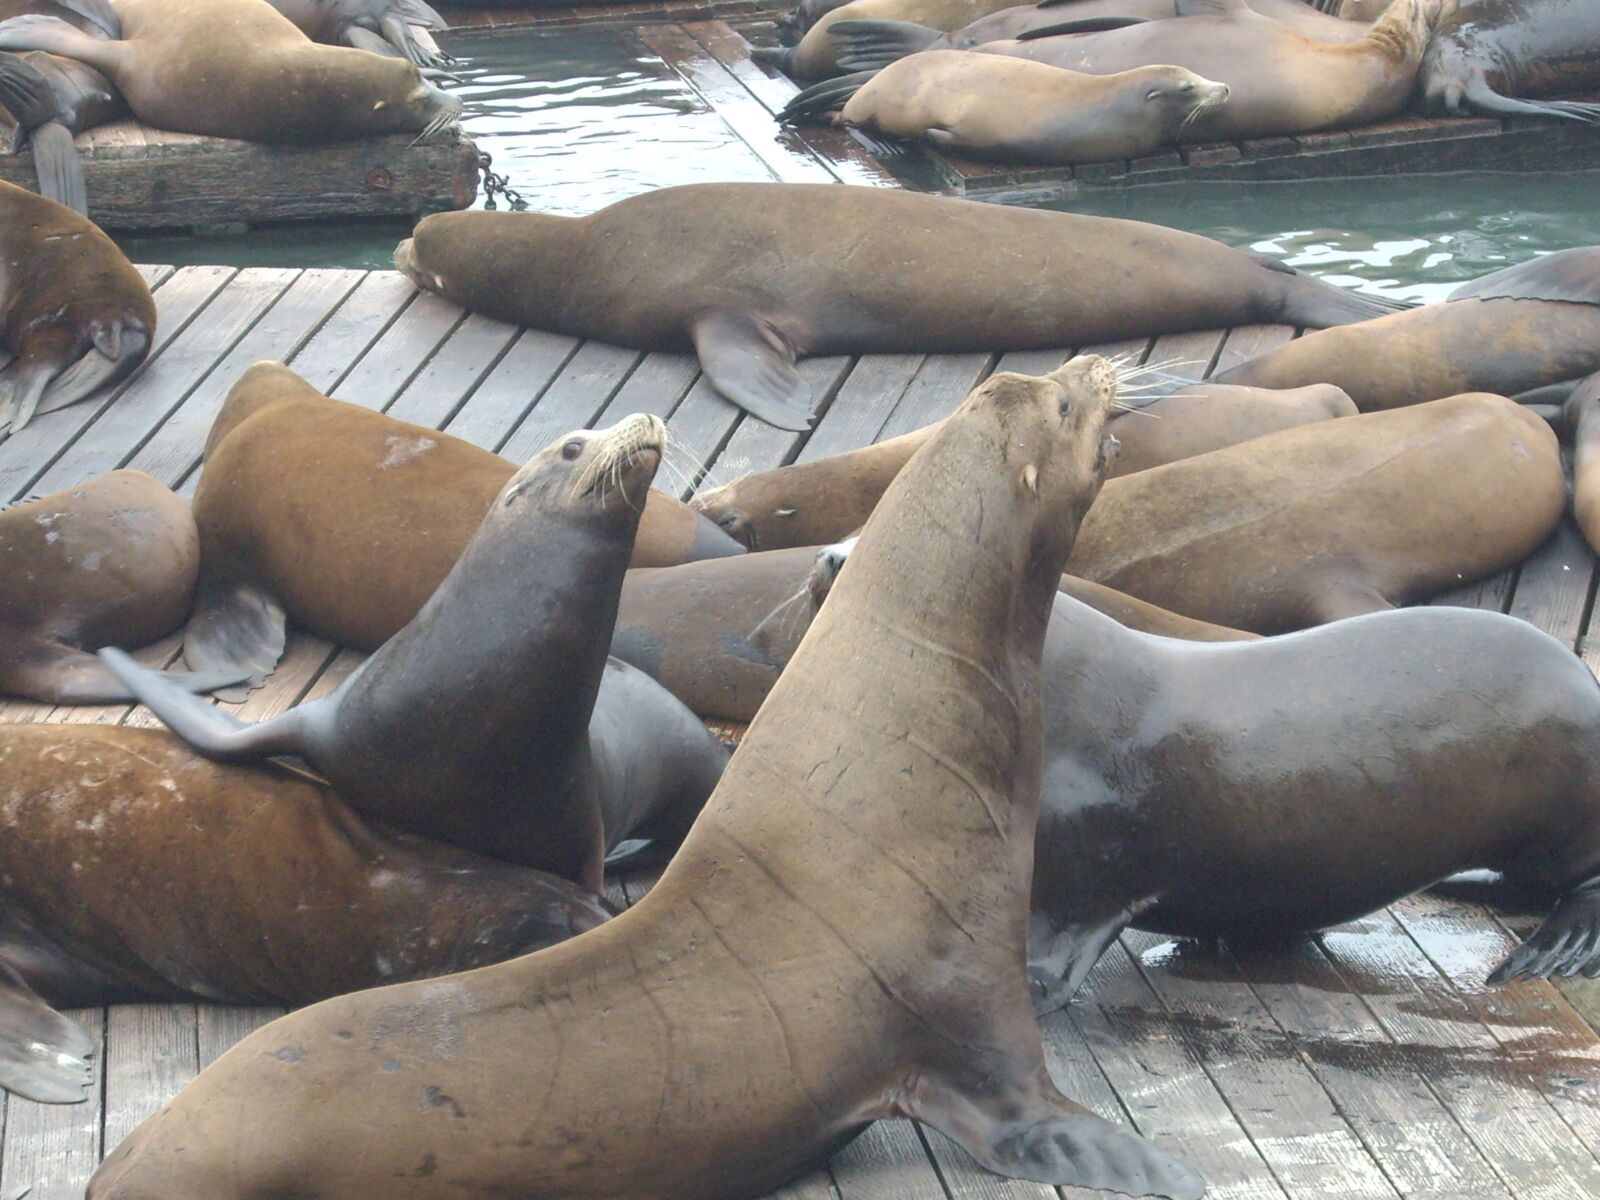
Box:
1110;401;1161;419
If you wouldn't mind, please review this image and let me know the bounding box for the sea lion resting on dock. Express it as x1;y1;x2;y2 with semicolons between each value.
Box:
395;181;1405;432
0;0;460;142
182;362;742;691
0;178;153;438
0;471;244;704
0;723;612;1106
265;0;452;66
86;356;1211;1200
1421;0;1600;122
1216;248;1600;408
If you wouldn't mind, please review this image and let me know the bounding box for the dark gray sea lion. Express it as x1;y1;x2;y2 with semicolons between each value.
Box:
0;178;154;437
395;181;1405;432
109;414;672;891
0;723;611;1105
264;0;451;65
1421;0;1600;121
86;356;1211;1200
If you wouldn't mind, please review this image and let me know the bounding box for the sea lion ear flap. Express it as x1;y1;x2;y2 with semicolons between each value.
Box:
1174;0;1247;13
691;310;815;431
0;956;97;1105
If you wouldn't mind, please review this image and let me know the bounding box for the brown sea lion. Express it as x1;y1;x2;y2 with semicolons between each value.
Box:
0;723;611;1106
1421;0;1600;121
395;182;1403;432
87;356;1210;1200
0;471;242;704
108;414;673;892
779;55;1231;165
692;379;1356;550
610;544;1253;723
1566;371;1600;559
183;362;742;689
0;178;153;437
0;0;460;142
1215;248;1600;408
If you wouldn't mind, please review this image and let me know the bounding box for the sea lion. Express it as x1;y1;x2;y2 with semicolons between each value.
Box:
0;723;611;1106
0;179;153;438
0;471;244;704
86;357;1210;1200
833;0;1443;141
611;544;1254;724
801;541;1600;1009
264;0;451;65
1215;248;1600;408
1566;371;1600;559
395;182;1404;432
0;0;461;142
779;55;1232;165
104;413;671;893
820;0;1367;72
1421;0;1600;121
182;362;742;688
692;379;1356;550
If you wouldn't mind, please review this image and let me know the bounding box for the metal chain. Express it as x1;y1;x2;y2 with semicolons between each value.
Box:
479;152;528;212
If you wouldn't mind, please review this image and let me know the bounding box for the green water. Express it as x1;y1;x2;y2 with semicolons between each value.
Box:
115;26;1599;297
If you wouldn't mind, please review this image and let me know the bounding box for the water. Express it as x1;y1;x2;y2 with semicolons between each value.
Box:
116;25;1598;296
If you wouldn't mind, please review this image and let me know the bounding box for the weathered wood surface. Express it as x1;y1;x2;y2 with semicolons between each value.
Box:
0;123;482;232
441;0;786;31
3;265;1600;1199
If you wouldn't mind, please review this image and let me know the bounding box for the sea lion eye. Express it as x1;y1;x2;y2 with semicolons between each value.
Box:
1182;83;1195;93
1059;396;1073;417
1146;90;1161;101
561;440;584;461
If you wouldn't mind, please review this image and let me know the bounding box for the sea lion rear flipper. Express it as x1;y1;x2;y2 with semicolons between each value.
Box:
0;50;57;137
904;1071;1204;1199
829;19;940;71
397;0;449;30
1173;0;1246;14
28;121;87;215
1027;897;1155;1014
6;323;152;439
0;958;95;1106
1488;879;1600;984
779;70;875;125
0;359;54;441
0;15;106;65
1;640;248;706
182;576;288;700
46;0;120;38
1452;77;1600;126
691;310;815;431
1449;246;1600;305
1014;15;1149;39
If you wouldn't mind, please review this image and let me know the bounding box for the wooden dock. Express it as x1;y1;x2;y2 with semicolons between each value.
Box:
0;122;482;233
4;265;1600;1200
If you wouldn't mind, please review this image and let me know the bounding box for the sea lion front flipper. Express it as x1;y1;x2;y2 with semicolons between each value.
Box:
1014;15;1149;39
905;1071;1205;1199
1449;246;1600;305
182;576;288;700
0;958;95;1105
691;310;815;431
1;639;248;705
1488;879;1600;984
829;19;939;72
1027;897;1157;1015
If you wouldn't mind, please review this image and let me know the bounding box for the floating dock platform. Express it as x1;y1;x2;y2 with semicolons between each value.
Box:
0;121;482;233
3;262;1600;1199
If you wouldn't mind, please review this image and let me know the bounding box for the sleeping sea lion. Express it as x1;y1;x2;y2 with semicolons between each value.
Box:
1215;247;1600;408
0;178;154;438
692;379;1357;550
395;182;1405;432
182;362;742;689
86;357;1211;1200
0;0;460;142
0;471;244;704
779;55;1231;165
1421;0;1600;121
264;0;451;65
106;414;671;891
0;723;611;1106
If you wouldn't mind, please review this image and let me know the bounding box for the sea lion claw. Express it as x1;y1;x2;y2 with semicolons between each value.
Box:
1488;878;1600;984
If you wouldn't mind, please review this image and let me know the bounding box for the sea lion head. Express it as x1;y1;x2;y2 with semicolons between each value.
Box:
1135;66;1230;134
500;413;667;524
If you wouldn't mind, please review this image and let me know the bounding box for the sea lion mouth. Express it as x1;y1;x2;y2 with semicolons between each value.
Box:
573;413;667;507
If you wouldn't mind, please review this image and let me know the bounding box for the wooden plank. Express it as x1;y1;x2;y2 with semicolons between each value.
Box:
828;1122;952;1200
286;273;423;394
0;1008;103;1200
1505;517;1596;650
383;313;524;430
328;290;466;411
696;356;855;490
498;341;644;463
447;329;581;453
196;1007;285;1071
877;354;992;439
1213;325;1297;377
795;355;924;464
102;1005;199;1151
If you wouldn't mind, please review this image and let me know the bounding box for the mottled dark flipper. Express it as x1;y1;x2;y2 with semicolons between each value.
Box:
0;639;247;705
1488;879;1600;984
0;49;56;140
182;576;287;701
779;70;874;124
0;15;104;61
1455;78;1600;125
830;19;939;72
47;0;119;37
1449;246;1600;306
908;1072;1205;1199
0;958;95;1105
691;310;814;430
28;122;86;215
1028;897;1156;1015
6;323;152;437
1014;15;1149;40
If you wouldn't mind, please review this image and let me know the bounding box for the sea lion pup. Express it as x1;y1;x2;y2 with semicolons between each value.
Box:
0;179;153;438
692;380;1356;550
395;182;1403;432
182;363;742;688
801;542;1600;1007
1216;247;1600;409
612;545;1253;723
0;0;461;142
110;415;672;892
1421;0;1600;122
86;358;1208;1200
264;0;451;66
780;55;1231;165
0;723;611;1106
0;471;247;704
